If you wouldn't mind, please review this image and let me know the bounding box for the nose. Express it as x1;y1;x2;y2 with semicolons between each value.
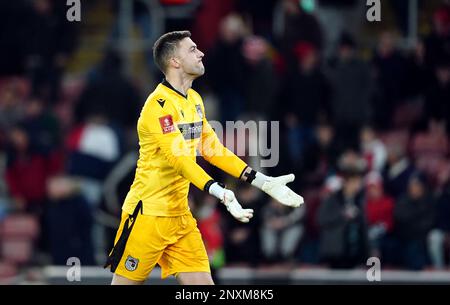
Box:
198;50;204;58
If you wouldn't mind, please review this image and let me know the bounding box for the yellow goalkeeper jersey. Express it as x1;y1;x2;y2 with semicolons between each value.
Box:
122;80;248;216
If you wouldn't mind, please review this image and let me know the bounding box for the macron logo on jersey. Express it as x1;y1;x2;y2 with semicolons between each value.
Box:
159;115;175;134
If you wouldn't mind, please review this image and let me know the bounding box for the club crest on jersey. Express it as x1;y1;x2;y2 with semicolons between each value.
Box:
195;104;203;119
159;115;175;134
125;255;139;271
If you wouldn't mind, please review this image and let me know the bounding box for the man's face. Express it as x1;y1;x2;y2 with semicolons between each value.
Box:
174;38;205;77
408;179;425;199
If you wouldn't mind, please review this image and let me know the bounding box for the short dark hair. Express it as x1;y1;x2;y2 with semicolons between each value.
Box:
153;30;191;73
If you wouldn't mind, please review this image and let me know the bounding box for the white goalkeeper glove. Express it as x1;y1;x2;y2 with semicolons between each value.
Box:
252;173;304;207
208;182;254;223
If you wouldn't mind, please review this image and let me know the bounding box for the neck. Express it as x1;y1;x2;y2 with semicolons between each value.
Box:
165;72;194;96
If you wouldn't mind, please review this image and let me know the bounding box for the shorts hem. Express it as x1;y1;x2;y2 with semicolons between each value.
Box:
161;267;211;279
114;270;148;282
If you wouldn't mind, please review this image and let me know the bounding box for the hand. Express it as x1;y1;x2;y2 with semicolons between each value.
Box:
260;174;304;207
208;182;254;223
223;189;254;223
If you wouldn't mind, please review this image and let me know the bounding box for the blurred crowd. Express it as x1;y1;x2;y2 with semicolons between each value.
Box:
0;0;449;278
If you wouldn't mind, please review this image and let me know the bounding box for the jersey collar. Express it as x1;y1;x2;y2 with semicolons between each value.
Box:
161;78;188;99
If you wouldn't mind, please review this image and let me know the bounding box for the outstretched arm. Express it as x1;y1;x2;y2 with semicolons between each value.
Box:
199;110;303;208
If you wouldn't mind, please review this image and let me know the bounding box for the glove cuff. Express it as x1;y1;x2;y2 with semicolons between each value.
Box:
251;172;270;189
208;182;226;202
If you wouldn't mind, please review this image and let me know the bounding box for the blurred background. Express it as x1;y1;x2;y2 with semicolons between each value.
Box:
0;0;449;284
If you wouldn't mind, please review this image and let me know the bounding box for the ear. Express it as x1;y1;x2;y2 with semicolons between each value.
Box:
169;57;181;69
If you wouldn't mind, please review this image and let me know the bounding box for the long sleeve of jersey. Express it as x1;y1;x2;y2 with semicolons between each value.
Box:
199;108;248;179
141;102;213;191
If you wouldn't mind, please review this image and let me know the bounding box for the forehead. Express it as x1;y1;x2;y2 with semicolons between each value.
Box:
177;37;196;51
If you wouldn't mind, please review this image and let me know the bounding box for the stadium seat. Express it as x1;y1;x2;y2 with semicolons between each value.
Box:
0;214;40;265
0;260;18;281
0;214;40;239
0;239;34;265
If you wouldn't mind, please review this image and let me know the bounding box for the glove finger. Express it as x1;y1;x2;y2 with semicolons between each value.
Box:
287;191;304;207
239;217;250;223
243;212;253;219
277;174;295;185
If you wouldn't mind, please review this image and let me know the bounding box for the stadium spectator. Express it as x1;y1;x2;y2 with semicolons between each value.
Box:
279;42;331;173
4;125;55;213
404;39;432;101
0;79;26;134
297;176;343;265
65;115;123;203
427;169;450;270
241;36;277;117
45;176;95;265
424;58;450;133
288;41;331;124
360;125;387;172
275;0;324;66
423;5;450;71
394;173;435;270
364;171;394;259
206;14;249;122
260;197;304;264
223;184;263;266
327;32;374;150
21;97;61;156
75;50;141;136
410;119;449;188
299;122;340;189
317;152;368;269
382;142;416;199
371;31;409;129
190;0;236;52
235;0;277;38
24;0;77;103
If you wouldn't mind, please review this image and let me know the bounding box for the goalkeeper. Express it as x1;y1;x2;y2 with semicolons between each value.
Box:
104;31;304;285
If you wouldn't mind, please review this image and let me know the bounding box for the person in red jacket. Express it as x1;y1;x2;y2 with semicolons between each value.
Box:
5;125;61;214
364;171;394;258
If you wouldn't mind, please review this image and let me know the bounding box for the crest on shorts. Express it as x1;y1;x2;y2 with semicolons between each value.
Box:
195;104;203;119
125;255;139;271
